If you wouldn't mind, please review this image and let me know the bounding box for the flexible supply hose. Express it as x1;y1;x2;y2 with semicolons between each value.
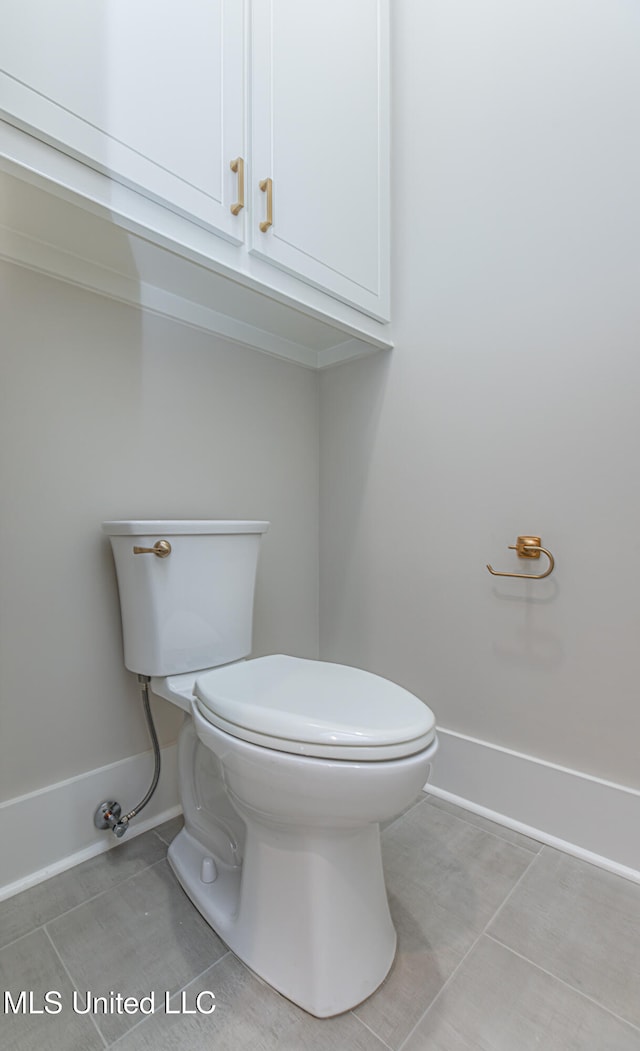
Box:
111;675;161;837
93;675;162;838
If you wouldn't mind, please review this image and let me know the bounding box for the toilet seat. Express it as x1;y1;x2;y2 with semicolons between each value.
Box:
193;654;436;761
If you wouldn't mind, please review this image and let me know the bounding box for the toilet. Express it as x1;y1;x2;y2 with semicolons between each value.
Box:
102;519;437;1017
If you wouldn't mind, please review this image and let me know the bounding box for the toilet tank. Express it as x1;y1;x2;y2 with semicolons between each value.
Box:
102;520;269;677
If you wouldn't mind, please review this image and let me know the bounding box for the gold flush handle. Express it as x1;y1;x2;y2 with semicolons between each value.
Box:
487;536;555;580
259;177;273;232
230;157;244;216
133;540;172;558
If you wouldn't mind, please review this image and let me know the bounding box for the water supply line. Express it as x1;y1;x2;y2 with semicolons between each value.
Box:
93;675;161;839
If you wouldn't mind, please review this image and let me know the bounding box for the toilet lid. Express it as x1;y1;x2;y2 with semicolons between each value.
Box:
193;654;436;760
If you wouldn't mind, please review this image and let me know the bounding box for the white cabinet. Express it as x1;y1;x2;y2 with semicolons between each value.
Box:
250;0;389;319
0;0;245;241
0;1;391;358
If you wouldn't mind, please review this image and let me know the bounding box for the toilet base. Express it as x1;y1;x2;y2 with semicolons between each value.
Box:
168;817;397;1017
168;711;437;1017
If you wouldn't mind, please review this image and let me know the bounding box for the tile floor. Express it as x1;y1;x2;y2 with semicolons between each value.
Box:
2;794;640;1050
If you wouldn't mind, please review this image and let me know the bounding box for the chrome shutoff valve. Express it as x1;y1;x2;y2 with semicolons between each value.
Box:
94;801;129;838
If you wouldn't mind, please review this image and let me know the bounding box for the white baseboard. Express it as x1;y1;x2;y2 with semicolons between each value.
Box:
428;728;640;884
5;728;638;904
0;744;180;902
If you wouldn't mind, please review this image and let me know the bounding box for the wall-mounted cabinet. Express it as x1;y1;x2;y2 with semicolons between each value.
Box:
0;0;246;242
250;0;388;319
0;0;391;367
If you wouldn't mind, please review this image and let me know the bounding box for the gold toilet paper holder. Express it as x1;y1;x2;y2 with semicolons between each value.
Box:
486;536;555;580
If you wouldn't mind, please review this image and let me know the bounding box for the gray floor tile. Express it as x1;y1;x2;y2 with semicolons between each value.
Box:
46;859;227;1043
113;952;389;1051
353;801;535;1049
403;935;640;1050
0;929;104;1051
489;847;640;1030
153;815;184;846
381;790;428;830
0;830;168;951
5;789;640;1051
426;794;542;854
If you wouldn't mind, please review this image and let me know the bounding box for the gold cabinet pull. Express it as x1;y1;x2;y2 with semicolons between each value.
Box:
259;177;273;232
230;157;244;215
133;540;172;558
487;536;554;580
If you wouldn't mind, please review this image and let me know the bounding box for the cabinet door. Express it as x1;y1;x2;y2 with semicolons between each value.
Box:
250;0;389;320
0;0;245;241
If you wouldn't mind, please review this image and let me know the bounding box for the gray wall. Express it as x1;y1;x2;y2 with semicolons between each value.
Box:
320;0;640;789
0;261;319;802
3;0;639;811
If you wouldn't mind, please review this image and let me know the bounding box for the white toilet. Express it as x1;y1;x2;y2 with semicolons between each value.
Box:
103;519;437;1017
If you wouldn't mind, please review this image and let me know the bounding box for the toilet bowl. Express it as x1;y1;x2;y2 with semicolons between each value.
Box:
103;520;437;1017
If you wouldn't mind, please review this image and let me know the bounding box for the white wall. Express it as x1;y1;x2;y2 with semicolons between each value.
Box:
0;261;319;803
320;0;640;791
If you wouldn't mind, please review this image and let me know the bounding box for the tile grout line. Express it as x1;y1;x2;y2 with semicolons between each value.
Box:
382;794;431;834
42;925;109;1049
478;843;549;932
106;949;233;1049
1;856;172;955
0;843;172;956
424;794;544;857
484;933;640;1036
395;844;543;1051
152;825;182;848
0;921;50;956
349;1007;395;1050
